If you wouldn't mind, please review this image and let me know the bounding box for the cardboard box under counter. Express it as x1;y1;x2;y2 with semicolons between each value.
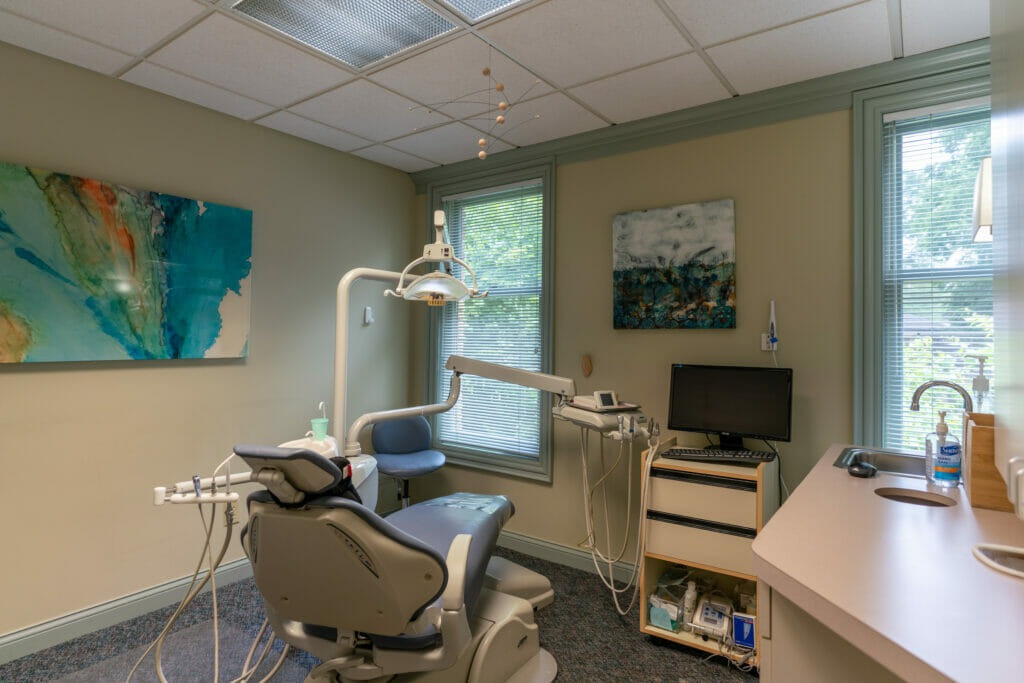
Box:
964;412;1014;512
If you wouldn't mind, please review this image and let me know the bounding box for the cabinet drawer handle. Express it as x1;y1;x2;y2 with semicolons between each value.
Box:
646;510;756;539
651;468;757;492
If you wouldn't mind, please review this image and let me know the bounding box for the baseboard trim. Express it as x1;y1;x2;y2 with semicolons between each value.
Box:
0;557;253;666
497;529;637;584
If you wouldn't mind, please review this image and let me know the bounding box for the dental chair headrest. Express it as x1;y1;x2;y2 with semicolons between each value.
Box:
234;445;342;505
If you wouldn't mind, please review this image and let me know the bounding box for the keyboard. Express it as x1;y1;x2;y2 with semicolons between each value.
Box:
661;447;776;465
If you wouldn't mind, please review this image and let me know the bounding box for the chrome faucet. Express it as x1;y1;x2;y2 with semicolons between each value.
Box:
909;380;974;414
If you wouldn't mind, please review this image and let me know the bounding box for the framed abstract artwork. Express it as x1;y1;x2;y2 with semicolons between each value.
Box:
613;198;735;329
0;161;252;362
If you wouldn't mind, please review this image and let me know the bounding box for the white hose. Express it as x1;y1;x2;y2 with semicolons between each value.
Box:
578;426;661;615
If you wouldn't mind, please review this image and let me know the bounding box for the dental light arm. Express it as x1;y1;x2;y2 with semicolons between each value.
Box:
445;355;576;400
334;210;488;438
334;268;404;438
343;374;462;456
344;356;575;455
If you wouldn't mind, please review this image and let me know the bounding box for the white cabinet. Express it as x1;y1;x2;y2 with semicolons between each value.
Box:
639;437;780;667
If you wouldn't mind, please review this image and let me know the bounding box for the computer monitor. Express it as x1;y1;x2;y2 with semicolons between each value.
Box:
668;364;793;450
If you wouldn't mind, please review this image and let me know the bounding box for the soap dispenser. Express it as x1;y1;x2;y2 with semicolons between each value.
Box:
925;411;961;488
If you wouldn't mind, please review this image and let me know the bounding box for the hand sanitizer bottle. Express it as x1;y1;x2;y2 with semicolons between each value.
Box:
925;411;961;488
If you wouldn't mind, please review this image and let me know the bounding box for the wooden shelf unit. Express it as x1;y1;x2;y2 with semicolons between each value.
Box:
639;437;780;667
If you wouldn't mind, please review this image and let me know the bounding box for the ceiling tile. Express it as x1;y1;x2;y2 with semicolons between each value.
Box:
290;79;451;142
479;0;691;87
662;0;857;46
901;0;989;57
706;0;892;94
387;122;512;165
148;13;352;107
350;145;436;173
369;33;551;120
0;0;208;55
0;9;132;74
121;62;275;119
490;92;606;147
570;54;730;124
256;111;371;152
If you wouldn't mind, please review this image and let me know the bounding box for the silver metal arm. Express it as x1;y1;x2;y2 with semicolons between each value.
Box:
445;355;576;400
343;356;576;456
334;268;403;436
343;374;462;456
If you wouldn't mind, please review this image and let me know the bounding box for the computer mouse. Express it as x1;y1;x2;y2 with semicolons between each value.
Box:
847;461;878;478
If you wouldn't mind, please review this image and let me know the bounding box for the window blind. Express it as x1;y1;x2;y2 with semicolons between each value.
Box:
435;180;545;458
880;105;992;452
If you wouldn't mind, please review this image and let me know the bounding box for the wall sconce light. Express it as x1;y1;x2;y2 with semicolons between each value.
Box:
973;156;992;242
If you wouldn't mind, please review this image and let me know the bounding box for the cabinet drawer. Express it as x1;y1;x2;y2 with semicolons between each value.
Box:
648;468;757;528
645;511;755;575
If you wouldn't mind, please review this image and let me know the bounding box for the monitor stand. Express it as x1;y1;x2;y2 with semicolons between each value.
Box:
714;433;745;451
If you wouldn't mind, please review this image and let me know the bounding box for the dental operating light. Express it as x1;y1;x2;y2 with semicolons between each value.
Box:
334;210;485;438
385;210;486;306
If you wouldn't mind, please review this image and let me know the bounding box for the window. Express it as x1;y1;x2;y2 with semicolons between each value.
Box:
426;164;553;480
855;72;992;449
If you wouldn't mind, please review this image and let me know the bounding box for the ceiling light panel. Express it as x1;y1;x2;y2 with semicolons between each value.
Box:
437;0;527;24
232;0;455;69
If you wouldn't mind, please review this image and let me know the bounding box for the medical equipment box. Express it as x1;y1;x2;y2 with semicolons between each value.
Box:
732;612;756;649
648;587;685;632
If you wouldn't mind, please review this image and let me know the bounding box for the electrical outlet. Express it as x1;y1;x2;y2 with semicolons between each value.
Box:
761;333;777;352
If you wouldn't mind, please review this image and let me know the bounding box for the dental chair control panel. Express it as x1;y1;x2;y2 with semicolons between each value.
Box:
234;445;557;683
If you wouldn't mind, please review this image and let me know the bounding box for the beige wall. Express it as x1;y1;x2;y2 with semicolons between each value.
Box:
0;43;416;633
415;110;854;551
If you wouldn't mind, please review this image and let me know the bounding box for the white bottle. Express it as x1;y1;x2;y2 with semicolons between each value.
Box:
925;411;961;488
681;581;698;632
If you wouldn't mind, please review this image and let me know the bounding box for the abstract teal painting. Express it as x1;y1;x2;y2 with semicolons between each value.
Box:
613;199;735;329
0;161;252;362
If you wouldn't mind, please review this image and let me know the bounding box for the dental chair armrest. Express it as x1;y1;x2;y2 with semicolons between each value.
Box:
442;534;472;611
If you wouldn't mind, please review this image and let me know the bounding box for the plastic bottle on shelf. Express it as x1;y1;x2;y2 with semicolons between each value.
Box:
925;411;961;488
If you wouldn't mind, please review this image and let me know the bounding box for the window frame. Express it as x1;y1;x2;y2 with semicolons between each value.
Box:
853;68;991;447
424;160;555;481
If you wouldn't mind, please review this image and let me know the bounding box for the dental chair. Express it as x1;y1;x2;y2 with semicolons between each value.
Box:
234;445;557;683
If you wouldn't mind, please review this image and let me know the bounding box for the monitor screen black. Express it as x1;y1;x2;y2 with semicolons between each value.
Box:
668;364;793;449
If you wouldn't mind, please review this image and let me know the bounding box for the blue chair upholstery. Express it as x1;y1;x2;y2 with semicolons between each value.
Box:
372;416;445;507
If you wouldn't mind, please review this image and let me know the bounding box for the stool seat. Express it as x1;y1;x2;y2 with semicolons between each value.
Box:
374;449;446;479
371;416;446;508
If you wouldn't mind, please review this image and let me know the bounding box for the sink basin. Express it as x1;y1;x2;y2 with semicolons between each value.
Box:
874;487;957;507
833;447;927;479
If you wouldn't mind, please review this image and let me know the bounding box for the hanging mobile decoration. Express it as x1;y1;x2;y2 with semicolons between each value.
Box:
409;56;543;161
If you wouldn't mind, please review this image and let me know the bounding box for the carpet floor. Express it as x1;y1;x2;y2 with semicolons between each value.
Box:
1;548;757;682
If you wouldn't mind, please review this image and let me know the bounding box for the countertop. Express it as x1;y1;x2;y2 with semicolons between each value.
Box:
752;443;1024;683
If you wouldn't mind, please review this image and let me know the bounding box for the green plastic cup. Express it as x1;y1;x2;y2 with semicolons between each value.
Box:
310;418;329;441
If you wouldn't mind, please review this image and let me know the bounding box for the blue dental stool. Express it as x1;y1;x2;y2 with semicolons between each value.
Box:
371;416;445;508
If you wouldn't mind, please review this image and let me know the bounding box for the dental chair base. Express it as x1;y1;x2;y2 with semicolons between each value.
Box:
483;556;554;610
357;588;556;683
